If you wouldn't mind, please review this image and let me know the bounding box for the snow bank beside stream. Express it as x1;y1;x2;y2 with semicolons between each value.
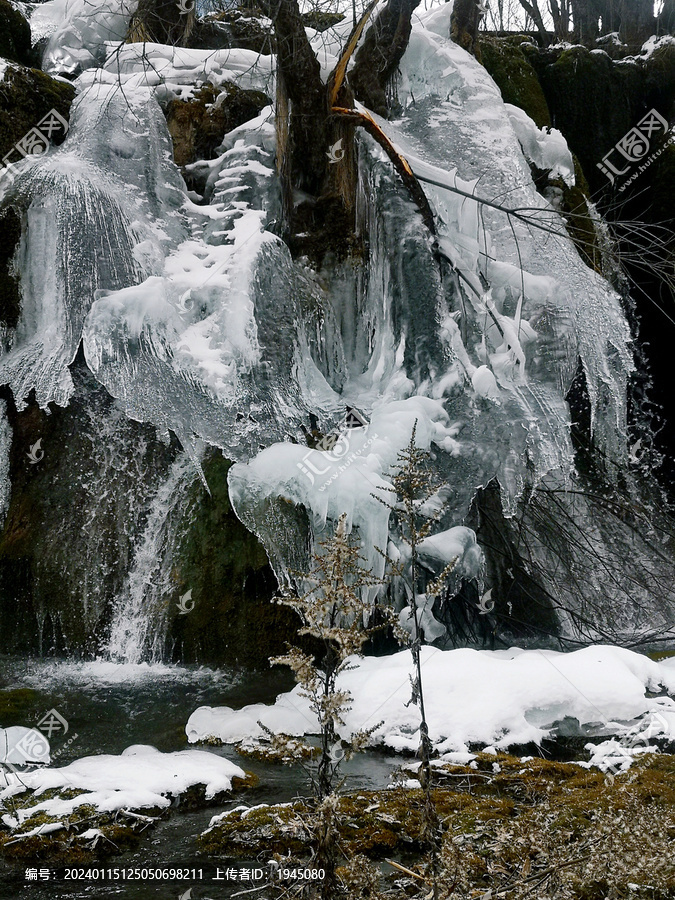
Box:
186;645;675;754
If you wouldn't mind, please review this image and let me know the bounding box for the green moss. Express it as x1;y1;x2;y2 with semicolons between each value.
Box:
199;752;675;897
0;687;40;722
0;66;74;163
167;449;314;668
479;36;550;127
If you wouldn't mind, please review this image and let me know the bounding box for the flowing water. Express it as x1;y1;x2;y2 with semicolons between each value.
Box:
0;657;402;899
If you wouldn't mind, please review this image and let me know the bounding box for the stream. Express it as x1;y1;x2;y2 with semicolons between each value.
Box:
0;657;403;899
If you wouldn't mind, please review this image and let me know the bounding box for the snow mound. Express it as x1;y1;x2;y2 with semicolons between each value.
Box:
186;645;675;754
0;746;245;822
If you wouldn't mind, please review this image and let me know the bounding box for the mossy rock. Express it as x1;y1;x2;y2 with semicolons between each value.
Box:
1;775;256;861
200;752;675;896
479;35;550;127
164;81;270;167
166;449;316;668
528;45;647;193
0;65;74;163
0;0;31;66
190;8;274;55
0;687;40;721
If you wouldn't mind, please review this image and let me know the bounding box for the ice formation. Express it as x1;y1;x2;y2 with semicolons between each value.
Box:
0;401;10;528
0;0;658;654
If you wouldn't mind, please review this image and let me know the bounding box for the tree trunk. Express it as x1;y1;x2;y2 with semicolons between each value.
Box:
270;0;330;199
126;0;194;46
570;0;600;43
349;0;422;117
451;0;483;55
619;0;654;44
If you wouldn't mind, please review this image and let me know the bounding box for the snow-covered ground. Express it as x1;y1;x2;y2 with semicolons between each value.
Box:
186;645;675;755
0;745;245;825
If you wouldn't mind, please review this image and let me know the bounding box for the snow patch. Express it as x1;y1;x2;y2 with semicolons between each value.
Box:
186;645;675;754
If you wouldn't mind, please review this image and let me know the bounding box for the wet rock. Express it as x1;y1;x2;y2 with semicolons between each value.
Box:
0;65;74;162
164;82;270;167
0;0;32;67
166;450;316;669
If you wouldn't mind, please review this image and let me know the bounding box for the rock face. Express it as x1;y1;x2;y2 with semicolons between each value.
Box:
479;36;551;127
0;366;298;666
166;452;308;669
0;208;21;329
164;82;270;167
0;65;75;162
527;43;675;193
0;0;32;66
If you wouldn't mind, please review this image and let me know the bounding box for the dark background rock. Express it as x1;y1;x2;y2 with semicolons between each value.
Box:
164;82;270;167
0;0;32;66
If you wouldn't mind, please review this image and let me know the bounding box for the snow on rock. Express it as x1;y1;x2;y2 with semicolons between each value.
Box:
186;646;675;754
504;104;575;187
102;43;274;99
0;745;245;822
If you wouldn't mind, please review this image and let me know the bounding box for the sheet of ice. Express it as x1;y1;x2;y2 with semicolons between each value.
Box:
39;0;138;76
226;3;635;609
0;745;245;820
0;79;187;409
186;645;675;754
394;2;633;471
83;108;305;461
0;400;10;527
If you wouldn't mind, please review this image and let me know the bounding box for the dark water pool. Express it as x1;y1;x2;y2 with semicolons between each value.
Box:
0;658;403;899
